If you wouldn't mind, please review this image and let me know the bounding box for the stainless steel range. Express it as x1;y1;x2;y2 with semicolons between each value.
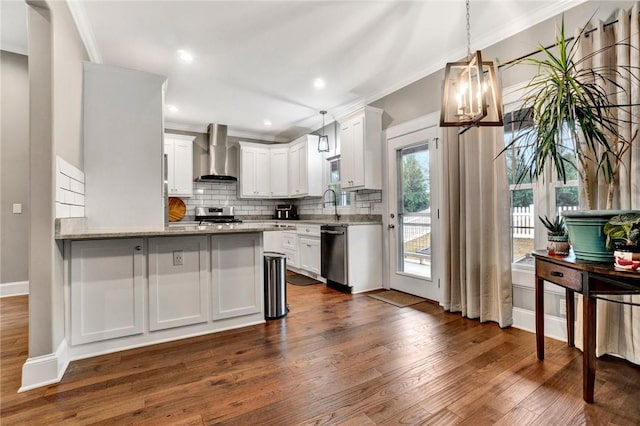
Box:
195;206;243;224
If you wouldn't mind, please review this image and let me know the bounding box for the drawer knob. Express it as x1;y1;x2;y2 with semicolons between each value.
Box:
550;271;564;278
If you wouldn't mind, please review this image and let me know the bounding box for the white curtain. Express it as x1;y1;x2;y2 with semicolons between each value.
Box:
575;5;640;365
441;126;513;328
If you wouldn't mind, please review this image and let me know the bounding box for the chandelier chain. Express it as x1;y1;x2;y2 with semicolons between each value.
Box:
466;0;471;57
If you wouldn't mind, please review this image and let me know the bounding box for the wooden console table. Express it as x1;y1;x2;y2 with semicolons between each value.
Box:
532;250;640;402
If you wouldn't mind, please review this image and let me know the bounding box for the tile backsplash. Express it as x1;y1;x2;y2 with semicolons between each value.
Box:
183;182;287;218
180;182;383;219
297;189;383;216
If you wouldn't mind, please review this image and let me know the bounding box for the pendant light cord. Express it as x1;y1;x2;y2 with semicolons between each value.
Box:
466;0;471;57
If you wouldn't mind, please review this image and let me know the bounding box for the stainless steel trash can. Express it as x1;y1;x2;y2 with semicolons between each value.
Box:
264;252;288;319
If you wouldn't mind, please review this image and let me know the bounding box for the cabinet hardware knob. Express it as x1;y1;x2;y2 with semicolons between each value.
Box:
388;224;395;229
135;245;142;251
550;271;564;277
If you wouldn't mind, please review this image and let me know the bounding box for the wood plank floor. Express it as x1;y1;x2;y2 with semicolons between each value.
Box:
2;283;639;425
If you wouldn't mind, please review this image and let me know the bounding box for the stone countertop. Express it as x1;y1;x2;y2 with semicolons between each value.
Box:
241;219;382;226
55;222;296;241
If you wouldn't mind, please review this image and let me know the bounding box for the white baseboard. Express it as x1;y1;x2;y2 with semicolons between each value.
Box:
19;339;69;393
0;281;29;298
512;307;568;342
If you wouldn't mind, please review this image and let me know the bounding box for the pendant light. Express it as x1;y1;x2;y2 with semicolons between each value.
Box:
318;110;330;152
440;0;503;133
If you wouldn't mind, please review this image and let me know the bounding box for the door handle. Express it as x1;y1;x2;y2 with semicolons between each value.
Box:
388;224;395;230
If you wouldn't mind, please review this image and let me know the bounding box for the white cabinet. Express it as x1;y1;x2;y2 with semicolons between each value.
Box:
297;224;320;275
239;144;270;198
269;147;289;197
148;236;209;331
346;224;383;293
263;230;281;252
339;106;383;191
70;238;144;345
281;231;299;268
211;233;262;320
288;135;323;197
239;136;323;199
299;237;320;274
164;134;194;197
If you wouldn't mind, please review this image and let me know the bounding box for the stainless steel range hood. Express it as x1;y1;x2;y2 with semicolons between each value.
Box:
195;123;238;181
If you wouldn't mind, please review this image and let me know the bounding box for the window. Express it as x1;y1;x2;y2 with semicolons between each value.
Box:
328;157;350;206
504;107;579;266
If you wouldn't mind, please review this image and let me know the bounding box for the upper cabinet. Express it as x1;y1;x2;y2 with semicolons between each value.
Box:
164;134;194;197
269;147;289;197
238;136;323;199
239;143;270;198
288;135;323;197
339;106;383;191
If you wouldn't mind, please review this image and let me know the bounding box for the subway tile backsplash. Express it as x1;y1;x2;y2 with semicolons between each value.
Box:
181;182;383;219
183;182;287;218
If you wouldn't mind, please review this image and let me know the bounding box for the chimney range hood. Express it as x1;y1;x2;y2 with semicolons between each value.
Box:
195;123;238;181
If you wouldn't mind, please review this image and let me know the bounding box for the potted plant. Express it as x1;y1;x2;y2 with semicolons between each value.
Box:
539;214;570;256
603;212;640;271
502;16;636;262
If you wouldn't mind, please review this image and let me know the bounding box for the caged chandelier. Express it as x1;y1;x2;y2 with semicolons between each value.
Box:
440;0;503;133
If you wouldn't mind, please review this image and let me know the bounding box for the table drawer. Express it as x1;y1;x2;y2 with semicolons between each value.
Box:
537;261;583;291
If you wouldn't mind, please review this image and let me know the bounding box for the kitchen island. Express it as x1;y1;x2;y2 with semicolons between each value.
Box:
56;221;295;366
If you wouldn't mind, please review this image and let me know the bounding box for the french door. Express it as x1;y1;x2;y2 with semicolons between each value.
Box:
386;122;440;302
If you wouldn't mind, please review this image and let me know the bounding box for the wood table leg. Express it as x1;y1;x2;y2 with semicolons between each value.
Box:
566;289;575;347
583;290;596;403
535;274;545;360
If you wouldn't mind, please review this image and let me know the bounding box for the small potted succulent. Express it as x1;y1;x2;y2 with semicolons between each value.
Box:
603;212;640;271
540;215;570;256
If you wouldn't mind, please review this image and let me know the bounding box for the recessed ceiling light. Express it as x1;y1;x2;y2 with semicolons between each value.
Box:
167;104;179;113
264;120;272;126
178;49;193;63
313;78;326;89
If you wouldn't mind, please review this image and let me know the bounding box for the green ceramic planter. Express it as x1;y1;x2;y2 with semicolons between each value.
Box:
562;210;635;262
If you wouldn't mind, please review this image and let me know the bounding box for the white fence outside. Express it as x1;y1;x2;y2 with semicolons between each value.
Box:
512;204;579;239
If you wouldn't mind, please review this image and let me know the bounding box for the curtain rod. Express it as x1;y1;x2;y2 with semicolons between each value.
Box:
498;11;636;69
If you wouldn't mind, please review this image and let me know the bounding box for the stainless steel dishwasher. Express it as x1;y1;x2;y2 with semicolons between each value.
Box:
321;224;349;291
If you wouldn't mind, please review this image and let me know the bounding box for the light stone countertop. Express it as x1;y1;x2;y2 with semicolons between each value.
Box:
55;221;296;241
243;220;382;226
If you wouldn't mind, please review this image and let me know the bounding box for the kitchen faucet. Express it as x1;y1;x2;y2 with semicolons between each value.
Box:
322;188;341;222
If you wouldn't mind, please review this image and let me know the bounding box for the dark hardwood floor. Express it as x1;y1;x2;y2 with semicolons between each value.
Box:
2;282;639;425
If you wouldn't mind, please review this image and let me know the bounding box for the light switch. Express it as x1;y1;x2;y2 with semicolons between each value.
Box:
13;203;22;214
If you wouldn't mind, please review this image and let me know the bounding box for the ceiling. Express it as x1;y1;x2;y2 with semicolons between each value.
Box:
4;1;586;142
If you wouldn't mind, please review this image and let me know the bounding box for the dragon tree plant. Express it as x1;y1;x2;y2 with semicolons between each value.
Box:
502;15;638;210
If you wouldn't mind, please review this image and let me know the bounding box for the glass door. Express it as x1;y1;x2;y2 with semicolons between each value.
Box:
386;125;440;301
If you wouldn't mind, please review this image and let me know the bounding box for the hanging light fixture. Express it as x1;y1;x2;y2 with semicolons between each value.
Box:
318;110;330;152
440;0;503;133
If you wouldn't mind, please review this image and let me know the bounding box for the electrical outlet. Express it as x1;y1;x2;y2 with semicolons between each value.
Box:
173;250;183;266
559;298;566;316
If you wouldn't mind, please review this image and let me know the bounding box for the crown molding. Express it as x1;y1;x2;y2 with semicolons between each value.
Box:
66;0;102;63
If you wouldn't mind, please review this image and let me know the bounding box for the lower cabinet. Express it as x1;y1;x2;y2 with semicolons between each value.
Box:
148;236;209;331
68;233;264;351
211;233;263;320
70;238;144;345
299;237;320;274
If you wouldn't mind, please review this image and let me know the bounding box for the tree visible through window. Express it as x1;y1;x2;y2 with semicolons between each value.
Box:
403;155;429;212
